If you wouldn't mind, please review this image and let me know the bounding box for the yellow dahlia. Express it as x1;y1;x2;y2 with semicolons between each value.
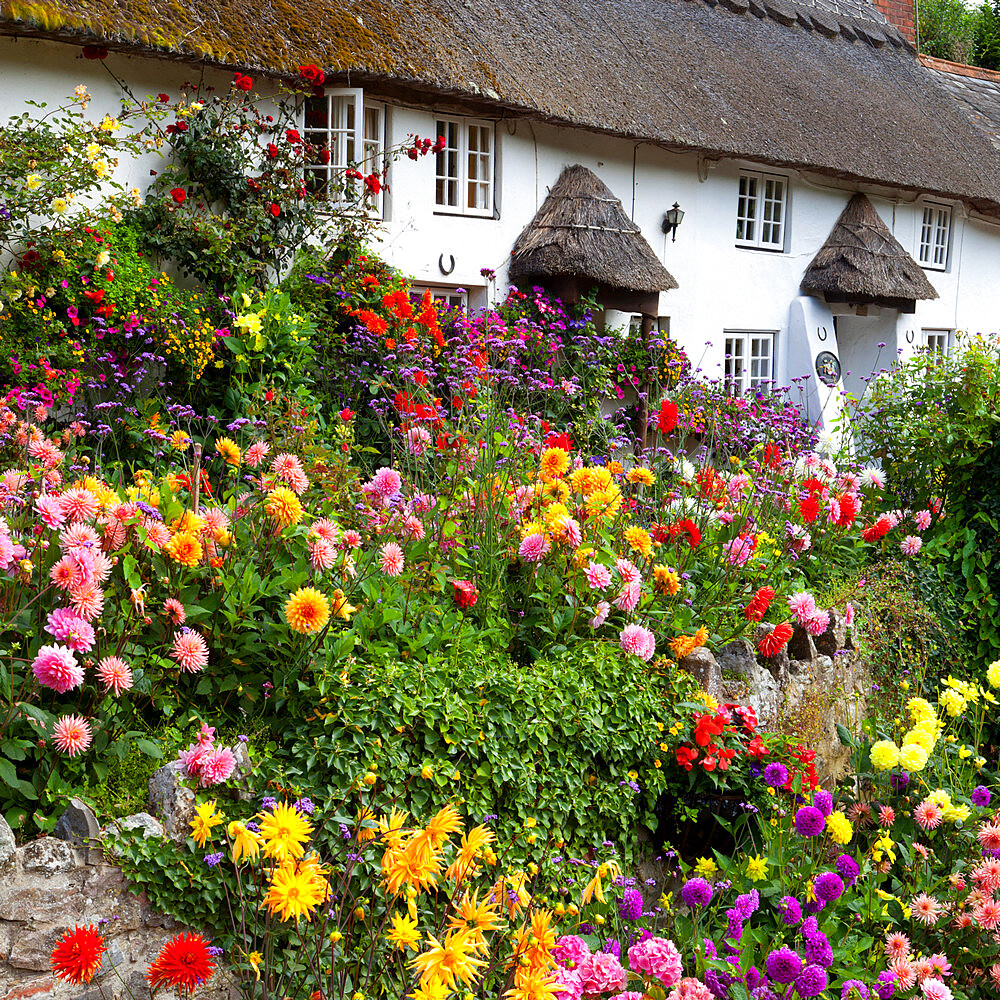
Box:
216;437;241;465
265;487;303;527
167;531;203;567
284;587;330;634
259;802;313;862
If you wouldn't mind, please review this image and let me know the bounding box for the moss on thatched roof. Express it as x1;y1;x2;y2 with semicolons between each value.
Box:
800;193;938;305
509;165;677;295
4;0;1000;210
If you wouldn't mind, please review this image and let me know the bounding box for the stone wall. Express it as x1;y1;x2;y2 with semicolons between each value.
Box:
680;610;869;783
0;800;234;1000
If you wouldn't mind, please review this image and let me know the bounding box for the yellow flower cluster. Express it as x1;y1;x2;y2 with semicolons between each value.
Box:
162;315;218;380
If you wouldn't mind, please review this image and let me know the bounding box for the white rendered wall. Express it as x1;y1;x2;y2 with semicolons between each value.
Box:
3;35;1000;396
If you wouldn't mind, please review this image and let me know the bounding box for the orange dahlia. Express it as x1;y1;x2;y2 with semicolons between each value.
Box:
146;932;216;995
51;925;106;984
265;487;303;527
284;587;330;634
167;531;203;567
215;437;241;465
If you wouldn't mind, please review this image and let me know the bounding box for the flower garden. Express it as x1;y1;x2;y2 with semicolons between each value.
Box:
3;67;1000;1000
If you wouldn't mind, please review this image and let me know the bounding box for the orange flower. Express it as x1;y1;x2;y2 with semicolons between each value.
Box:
51;925;106;984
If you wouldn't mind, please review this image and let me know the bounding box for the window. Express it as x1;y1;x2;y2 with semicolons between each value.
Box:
304;89;385;213
918;203;951;270
736;171;787;250
434;117;494;216
922;328;952;354
410;286;468;313
723;331;775;393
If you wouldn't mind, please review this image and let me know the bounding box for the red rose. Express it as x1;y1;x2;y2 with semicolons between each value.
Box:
339;408;354;421
269;204;280;217
431;135;446;153
265;389;274;402
234;73;253;91
364;173;381;195
170;188;186;204
319;149;331;165
285;129;301;144
82;45;108;59
267;143;279;158
157;93;170;103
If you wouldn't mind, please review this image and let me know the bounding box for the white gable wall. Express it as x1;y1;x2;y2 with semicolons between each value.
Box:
2;35;999;418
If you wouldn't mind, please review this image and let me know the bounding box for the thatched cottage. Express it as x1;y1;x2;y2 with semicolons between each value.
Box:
2;0;1000;419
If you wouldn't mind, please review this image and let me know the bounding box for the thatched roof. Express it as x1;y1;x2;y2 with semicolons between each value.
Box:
5;0;1000;211
800;193;938;307
509;166;677;295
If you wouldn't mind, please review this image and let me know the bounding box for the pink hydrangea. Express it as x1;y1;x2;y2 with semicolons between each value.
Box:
552;967;584;1000
628;936;683;988
581;952;626;997
519;532;550;562
667;978;713;1000
32;644;84;693
552;935;591;970
621;624;656;662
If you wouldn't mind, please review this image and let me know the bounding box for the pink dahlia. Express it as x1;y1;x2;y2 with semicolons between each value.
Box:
33;644;84;693
379;542;405;577
921;980;953;1000
53;714;92;756
367;466;402;502
45;608;95;652
911;893;942;926
615;558;640;584
805;610;830;637
884;932;910;962
59;488;99;522
245;441;270;468
974;898;1000;930
310;538;337;571
519;532;550;562
620;624;655;662
584;562;611;590
613;580;641;613
171;630;209;673
97;656;133;696
590;601;611;629
35;494;66;529
163;598;186;625
915;800;943;831
69;584;104;622
900;535;922;556
788;591;817;624
199;746;236;787
552;967;584;1000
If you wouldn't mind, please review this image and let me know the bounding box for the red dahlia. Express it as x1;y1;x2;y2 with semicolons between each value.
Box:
758;622;794;658
656;399;679;434
51;925;106;984
146;932;216;995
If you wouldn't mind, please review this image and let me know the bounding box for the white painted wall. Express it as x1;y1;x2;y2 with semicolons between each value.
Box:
3;34;1000;405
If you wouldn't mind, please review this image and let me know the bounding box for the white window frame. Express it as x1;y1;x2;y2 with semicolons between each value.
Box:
918;202;951;271
723;330;776;393
303;88;386;216
736;170;788;251
410;285;468;313
922;328;952;354
434;116;495;217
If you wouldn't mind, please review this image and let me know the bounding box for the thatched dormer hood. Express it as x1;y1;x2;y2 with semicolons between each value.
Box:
509;165;677;304
800;193;938;312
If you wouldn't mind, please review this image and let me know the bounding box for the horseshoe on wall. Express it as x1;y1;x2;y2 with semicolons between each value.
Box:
817;326;828;342
438;254;455;276
905;329;915;344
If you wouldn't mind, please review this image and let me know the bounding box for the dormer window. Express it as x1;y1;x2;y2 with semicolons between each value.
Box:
304;89;385;214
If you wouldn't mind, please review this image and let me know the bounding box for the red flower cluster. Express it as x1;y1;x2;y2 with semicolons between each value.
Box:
298;63;325;86
668;518;701;548
676;702;758;772
170;188;186;205
657;399;679;434
406;134;448;159
452;579;478;608
757;621;793;657
233;72;253;91
82;45;108;60
743;586;775;622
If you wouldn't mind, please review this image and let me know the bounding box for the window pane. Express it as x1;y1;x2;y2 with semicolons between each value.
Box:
736;174;757;243
919;207;934;264
435;120;460;207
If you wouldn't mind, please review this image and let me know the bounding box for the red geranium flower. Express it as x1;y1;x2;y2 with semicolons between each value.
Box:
758;622;794;658
657;399;679;434
51;925;106;984
676;745;698;771
693;712;727;747
170;188;186;205
146;932;216;995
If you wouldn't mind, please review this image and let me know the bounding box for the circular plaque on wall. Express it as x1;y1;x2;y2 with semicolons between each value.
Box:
815;351;842;386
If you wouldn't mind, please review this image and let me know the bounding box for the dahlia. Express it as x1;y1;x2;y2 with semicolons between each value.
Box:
620;624;655;662
310;538;337;571
614;581;641;613
171;630;210;672
366;466;402;501
900;535;923;556
519;533;550;562
215;437;241;465
35;495;66;529
978;821;1000;851
552;935;590;970
915;800;943;831
920;981;952;1000
284;587;331;634
590;601;610;629
97;656;133;696
60;487;98;522
667;979;712;1000
163;598;186;625
49;556;80;591
379;542;405;577
911;893;943;926
581;952;626;996
245;441;270;467
585;562;612;589
885;931;910;961
265;487;303;527
146;932;216;995
199;747;237;787
794;806;826;837
974;898;1000;930
758;622;793;657
765;947;802;984
32;644;84;693
53;715;93;756
45;607;95;652
50;925;105;984
788;591;817;623
628;936;682;987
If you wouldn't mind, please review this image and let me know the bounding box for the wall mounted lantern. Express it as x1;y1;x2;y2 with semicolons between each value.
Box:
661;203;685;242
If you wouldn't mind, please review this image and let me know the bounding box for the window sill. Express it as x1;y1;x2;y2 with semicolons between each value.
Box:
432;208;497;220
734;243;786;254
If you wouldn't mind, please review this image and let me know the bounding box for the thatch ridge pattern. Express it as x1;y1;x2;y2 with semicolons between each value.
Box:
800;193;938;303
509;165;678;295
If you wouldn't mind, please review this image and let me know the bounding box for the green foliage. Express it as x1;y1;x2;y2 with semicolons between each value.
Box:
275;637;695;858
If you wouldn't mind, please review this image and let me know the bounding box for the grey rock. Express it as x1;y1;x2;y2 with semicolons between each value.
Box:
0;973;55;1000
678;646;722;698
8;927;62;971
115;813;165;840
124;972;153;1000
0;884;85;922
53;798;102;863
0;816;15;874
94;942;126;981
231;743;254;802
18;838;75;875
147;762;194;842
719;636;783;726
786;625;815;665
